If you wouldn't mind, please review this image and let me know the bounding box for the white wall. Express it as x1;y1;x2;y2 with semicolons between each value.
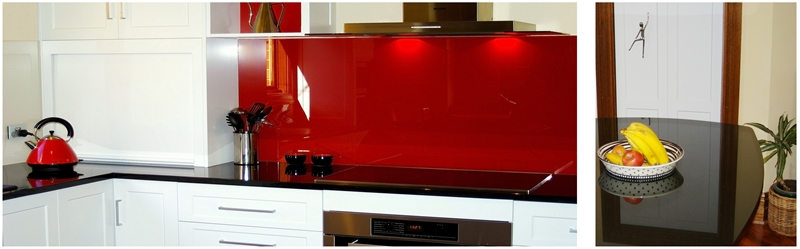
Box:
3;3;39;41
334;2;577;35
3;3;41;165
739;3;797;192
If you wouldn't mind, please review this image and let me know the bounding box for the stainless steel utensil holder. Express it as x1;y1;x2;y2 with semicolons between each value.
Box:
234;132;258;165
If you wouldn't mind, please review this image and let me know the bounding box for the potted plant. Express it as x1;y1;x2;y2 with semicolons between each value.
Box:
746;113;796;237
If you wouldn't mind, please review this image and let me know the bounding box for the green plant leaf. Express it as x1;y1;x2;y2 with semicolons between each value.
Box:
745;122;777;140
764;150;778;164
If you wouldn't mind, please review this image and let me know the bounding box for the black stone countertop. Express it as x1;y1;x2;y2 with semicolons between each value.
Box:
596;118;765;246
3;161;576;204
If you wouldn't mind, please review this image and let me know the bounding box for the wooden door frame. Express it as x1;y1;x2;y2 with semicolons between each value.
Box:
595;3;743;124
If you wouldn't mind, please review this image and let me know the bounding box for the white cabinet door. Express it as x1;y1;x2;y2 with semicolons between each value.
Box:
118;2;205;39
40;2;204;40
57;180;116;246
178;222;324;246
40;39;205;166
3;191;60;246
40;2;119;40
113;179;179;246
614;3;723;122
512;201;577;246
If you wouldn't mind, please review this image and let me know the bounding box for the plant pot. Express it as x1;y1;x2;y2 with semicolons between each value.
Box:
768;180;796;237
773;179;797;198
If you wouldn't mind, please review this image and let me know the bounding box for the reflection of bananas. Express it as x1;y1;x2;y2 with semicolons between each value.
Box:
621;122;669;165
605;152;623;165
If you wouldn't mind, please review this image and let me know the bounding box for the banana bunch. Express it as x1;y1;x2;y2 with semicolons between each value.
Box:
619;122;669;166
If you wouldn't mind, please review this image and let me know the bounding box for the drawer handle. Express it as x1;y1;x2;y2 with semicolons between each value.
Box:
569;228;577;233
115;200;123;226
105;3;112;20
219;239;275;247
218;206;276;213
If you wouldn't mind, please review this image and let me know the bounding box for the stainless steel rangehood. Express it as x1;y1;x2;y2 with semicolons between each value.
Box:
344;3;536;34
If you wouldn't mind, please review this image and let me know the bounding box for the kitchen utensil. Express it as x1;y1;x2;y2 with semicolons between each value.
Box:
24;117;79;168
227;112;244;132
597;139;684;180
251;106;273;133
232;107;249;132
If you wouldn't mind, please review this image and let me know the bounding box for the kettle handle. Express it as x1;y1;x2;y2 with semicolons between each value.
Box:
33;117;74;142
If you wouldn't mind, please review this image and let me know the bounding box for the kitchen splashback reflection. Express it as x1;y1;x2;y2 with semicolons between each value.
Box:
238;34;576;174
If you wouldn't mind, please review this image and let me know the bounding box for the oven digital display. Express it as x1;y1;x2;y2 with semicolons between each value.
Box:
371;218;458;241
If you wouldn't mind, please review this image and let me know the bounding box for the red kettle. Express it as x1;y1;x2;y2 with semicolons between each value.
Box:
24;117;79;167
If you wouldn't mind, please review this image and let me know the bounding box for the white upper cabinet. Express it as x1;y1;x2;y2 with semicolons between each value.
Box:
40;2;205;40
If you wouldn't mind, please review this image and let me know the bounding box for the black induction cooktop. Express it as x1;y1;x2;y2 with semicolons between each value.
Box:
314;166;552;195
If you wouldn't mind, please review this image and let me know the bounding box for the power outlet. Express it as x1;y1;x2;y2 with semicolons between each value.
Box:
7;125;26;139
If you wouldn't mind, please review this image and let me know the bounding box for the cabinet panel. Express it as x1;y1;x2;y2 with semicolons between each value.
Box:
512;201;577;246
3;191;60;246
57;180;115;246
114;179;179;246
179;222;323;246
40;2;119;40
41;39;205;166
178;183;323;231
119;2;205;39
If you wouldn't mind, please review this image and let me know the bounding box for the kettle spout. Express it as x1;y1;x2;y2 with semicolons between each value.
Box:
24;141;36;150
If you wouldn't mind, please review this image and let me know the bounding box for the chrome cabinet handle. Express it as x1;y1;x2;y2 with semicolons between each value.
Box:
219;239;275;247
105;3;112;20
569;228;577;233
115;200;122;226
119;3;126;20
218;206;276;213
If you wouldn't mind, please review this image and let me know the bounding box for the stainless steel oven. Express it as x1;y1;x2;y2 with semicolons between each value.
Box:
323;211;512;246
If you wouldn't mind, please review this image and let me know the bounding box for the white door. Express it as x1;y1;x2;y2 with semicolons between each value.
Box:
118;2;205;39
3;191;60;246
57;180;116;246
615;3;723;122
40;2;120;40
113;179;179;246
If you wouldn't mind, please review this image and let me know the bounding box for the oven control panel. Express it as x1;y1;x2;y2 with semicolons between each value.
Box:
371;218;458;241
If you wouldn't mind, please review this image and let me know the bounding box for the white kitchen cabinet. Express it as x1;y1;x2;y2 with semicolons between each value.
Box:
113;179;179;246
178;222;323;246
3;191;60;246
40;39;212;167
512;201;577;246
40;2;205;40
177;182;323;231
57;180;116;246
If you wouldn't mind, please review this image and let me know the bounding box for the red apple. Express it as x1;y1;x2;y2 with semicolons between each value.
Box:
623;197;643;205
622;150;644;166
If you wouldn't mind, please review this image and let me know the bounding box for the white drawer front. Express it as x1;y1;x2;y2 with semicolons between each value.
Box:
512;201;577;246
178;183;322;231
323;190;513;222
178;222;323;246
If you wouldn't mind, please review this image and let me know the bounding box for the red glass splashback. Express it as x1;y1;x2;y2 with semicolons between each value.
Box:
238;33;576;175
